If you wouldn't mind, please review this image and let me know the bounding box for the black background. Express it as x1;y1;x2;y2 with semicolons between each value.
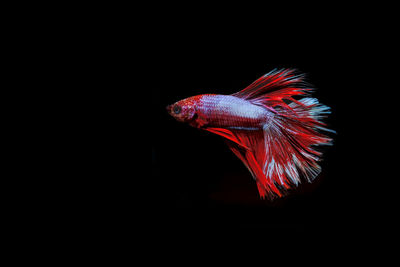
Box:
6;3;395;263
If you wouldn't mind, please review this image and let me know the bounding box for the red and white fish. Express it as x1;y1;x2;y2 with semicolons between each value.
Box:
167;69;334;200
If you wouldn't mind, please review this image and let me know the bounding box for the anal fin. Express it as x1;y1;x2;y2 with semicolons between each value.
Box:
209;128;283;199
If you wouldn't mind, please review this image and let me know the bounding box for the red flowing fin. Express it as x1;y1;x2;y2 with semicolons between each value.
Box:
232;68;312;111
225;141;273;199
224;130;283;200
262;97;335;196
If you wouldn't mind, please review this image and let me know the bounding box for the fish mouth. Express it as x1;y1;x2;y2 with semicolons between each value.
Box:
165;104;175;118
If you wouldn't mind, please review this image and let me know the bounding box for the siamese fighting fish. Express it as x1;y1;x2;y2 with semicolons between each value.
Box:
166;69;335;199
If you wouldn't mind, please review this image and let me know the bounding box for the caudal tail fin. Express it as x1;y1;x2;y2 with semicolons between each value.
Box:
229;69;335;199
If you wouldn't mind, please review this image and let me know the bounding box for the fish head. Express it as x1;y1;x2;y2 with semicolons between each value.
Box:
166;98;196;123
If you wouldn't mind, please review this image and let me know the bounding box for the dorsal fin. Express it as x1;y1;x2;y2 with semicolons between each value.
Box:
232;68;312;111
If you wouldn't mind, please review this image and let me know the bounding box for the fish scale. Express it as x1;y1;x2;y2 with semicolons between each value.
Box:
198;94;270;130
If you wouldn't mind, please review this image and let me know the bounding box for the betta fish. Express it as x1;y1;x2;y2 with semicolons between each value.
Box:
166;69;335;200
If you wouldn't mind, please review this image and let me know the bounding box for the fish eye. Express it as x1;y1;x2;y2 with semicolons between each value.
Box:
173;105;181;114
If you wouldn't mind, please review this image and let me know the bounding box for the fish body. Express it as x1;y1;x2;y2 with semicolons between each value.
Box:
180;94;271;130
167;69;334;199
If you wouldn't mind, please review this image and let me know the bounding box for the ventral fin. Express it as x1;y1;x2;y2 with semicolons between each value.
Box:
204;127;250;150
